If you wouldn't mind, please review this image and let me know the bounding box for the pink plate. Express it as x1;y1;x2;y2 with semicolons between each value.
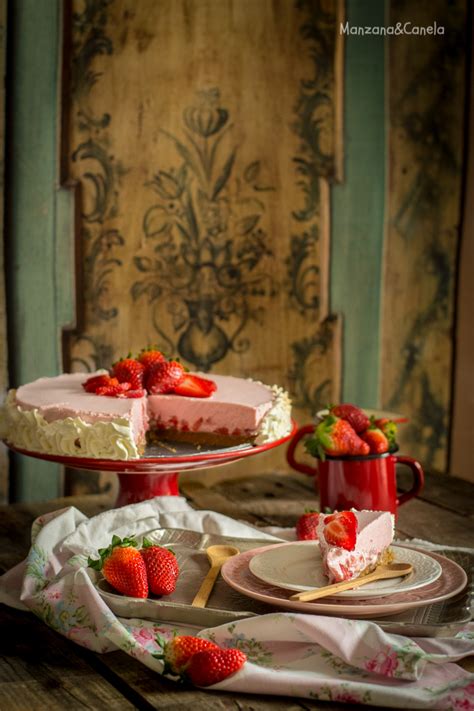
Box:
5;419;296;505
221;544;468;618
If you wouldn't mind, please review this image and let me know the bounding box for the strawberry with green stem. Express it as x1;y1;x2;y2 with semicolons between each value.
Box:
88;535;148;598
153;634;219;676
306;415;370;460
111;356;145;390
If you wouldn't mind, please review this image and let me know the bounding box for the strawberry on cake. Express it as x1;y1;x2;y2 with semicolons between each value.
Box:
1;348;292;461
317;509;394;583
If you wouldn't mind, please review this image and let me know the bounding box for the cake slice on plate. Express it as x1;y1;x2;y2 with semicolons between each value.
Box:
316;510;394;584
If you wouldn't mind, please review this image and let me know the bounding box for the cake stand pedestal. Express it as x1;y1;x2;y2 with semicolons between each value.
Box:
6;422;296;507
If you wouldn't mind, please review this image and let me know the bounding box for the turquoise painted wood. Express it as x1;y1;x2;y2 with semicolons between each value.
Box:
331;0;386;409
7;0;73;501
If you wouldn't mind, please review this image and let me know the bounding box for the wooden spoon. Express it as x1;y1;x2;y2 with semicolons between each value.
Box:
192;545;240;608
289;562;413;602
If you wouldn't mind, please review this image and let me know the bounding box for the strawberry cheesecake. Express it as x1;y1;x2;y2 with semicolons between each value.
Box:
1;360;292;460
317;510;394;583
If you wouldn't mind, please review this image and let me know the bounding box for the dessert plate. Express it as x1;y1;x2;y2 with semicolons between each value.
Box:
222;545;467;618
248;541;442;598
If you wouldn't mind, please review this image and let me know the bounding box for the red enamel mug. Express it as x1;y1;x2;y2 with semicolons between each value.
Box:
287;424;424;516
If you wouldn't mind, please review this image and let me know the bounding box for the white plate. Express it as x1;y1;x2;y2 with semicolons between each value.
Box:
248;542;442;598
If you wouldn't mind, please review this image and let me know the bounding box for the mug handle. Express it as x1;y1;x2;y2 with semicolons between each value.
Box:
286;424;318;476
394;456;425;506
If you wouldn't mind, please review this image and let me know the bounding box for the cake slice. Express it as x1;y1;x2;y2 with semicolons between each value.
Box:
317;509;394;584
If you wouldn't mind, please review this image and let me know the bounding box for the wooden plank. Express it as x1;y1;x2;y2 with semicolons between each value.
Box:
450;14;474;483
61;0;344;493
396;497;474;549
92;645;353;710
330;0;386;408
0;607;136;710
381;0;467;472
397;467;474;520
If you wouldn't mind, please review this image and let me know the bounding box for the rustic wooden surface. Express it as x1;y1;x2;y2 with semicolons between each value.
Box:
61;0;344;494
381;0;467;472
0;468;472;710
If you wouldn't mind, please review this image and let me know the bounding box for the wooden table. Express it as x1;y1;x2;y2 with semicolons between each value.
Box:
0;468;473;710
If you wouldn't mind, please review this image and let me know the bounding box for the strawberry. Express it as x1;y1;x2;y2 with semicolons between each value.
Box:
95;381;131;396
145;360;185;394
119;388;147;399
323;511;357;551
112;357;145;390
361;424;389;454
374;418;398;450
82;374;119;393
330;403;370;433
140;538;179;595
88;535;148;598
173;373;217;398
154;635;219;675
184;647;247;687
296;510;320;540
138;347;166;372
305;415;370;460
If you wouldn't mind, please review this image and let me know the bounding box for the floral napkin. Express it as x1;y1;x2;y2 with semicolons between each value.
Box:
0;496;473;709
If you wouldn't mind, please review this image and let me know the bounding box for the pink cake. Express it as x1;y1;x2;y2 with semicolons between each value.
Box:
317;510;394;584
1;371;291;460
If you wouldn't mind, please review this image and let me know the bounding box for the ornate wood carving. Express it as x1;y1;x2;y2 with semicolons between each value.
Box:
61;0;343;488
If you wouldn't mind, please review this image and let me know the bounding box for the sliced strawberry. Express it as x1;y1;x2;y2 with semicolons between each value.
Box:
173;374;216;398
95;382;132;397
145;360;185;394
82;374;119;393
323;511;357;551
118;388;147;399
112;357;145;390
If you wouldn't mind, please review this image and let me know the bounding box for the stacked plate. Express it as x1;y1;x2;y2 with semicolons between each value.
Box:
221;541;468;618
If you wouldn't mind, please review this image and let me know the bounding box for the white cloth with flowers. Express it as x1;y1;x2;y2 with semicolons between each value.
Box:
0;496;473;709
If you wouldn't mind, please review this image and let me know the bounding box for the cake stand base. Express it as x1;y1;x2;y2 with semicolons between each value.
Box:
5;421;296;509
115;471;180;506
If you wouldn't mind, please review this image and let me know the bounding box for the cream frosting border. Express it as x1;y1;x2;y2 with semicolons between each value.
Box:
1;390;139;460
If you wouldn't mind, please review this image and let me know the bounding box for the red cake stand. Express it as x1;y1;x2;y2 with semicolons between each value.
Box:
6;421;296;507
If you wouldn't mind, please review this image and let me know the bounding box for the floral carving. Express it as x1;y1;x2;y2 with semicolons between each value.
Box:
132;89;277;370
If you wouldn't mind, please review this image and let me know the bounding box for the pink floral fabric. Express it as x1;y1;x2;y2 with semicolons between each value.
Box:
0;497;473;709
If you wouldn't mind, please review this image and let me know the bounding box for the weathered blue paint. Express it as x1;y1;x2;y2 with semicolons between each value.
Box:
6;0;68;501
331;0;386;408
